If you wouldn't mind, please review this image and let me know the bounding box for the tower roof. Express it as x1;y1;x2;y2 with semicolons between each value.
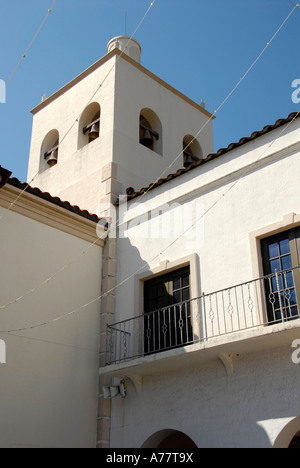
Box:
30;43;214;120
107;36;142;64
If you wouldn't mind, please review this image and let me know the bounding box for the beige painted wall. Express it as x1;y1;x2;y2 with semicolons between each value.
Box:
0;208;103;448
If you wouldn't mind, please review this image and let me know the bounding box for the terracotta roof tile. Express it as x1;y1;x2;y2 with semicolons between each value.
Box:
123;112;300;204
7;177;102;223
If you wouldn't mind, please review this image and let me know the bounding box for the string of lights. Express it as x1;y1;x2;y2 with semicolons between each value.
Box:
0;0;157;221
55;0;157;150
1;1;57;93
0;1;58;221
0;235;105;311
288;0;300;9
1;109;299;334
0;170;40;222
129;3;299;208
0;4;298;331
0;0;158;306
0;331;99;354
1;0;295;221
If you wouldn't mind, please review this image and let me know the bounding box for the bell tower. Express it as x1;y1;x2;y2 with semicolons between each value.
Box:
27;36;214;216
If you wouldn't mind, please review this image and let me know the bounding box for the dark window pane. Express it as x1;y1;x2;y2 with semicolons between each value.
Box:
150;297;164;312
281;255;292;271
268;242;279;259
271;274;283;292
277;274;284;291
262;230;300;325
288;289;297;306
173;290;181;304
286;271;295;288
182;275;190;288
173;277;181;291
144;266;191;355
270;258;281;273
182;288;190;302
280;238;290;255
271;276;278;291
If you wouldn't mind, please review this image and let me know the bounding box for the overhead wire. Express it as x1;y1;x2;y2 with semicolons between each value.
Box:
0;0;157;221
1;0;295;221
150;110;300;261
0;0;57;97
0;171;41;222
288;0;299;8
94;3;299;218
1;109;299;334
0;331;99;354
0;1;58;221
128;3;300;207
53;1;157;150
0;2;297;309
0;0;158;306
0;4;299;330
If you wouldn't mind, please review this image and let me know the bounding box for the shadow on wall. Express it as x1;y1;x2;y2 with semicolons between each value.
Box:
141;430;197;449
141;424;273;449
273;417;300;449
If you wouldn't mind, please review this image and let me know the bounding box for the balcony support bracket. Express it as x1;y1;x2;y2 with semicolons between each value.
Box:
218;353;234;376
124;373;143;394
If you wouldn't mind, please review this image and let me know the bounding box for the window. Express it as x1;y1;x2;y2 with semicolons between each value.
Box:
78;102;101;149
261;228;300;323
144;267;193;354
139;109;162;155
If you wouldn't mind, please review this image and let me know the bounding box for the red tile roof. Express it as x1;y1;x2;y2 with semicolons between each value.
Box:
7;177;102;223
123;112;300;204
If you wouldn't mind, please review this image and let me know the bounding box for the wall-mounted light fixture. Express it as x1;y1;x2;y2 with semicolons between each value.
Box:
103;381;126;400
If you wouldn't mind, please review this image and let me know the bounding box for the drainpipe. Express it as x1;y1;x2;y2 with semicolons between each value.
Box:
97;235;117;448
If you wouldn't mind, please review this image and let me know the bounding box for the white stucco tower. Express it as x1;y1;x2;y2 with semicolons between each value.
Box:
27;36;214;215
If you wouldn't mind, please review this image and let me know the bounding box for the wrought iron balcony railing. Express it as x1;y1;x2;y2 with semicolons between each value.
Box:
105;267;300;366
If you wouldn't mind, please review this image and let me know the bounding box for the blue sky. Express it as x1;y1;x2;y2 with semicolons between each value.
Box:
0;0;299;182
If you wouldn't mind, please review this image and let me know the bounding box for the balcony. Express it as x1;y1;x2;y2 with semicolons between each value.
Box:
101;267;300;387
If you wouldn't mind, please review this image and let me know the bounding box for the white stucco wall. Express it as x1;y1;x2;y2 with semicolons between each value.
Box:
112;57;214;193
116;119;300;320
110;345;300;448
27;55;117;214
109;117;300;448
0;208;102;448
27;51;214;216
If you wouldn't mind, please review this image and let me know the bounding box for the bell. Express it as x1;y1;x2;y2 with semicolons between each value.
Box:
184;153;194;168
140;129;153;147
46;150;58;168
88;123;99;140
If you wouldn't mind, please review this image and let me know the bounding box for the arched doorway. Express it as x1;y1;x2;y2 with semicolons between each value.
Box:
288;431;300;448
274;417;300;448
142;430;197;449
